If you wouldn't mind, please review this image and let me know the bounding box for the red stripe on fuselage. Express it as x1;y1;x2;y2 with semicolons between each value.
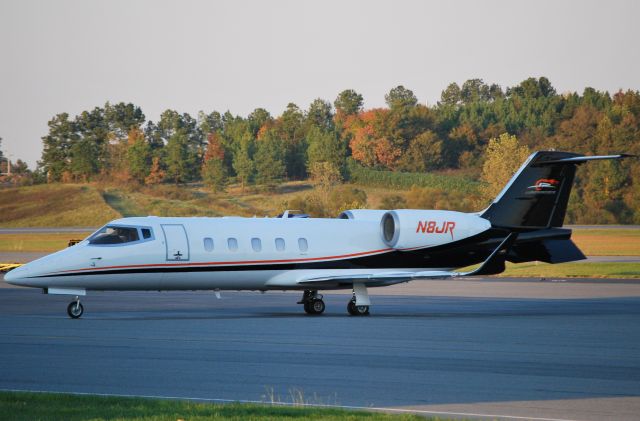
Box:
48;248;394;276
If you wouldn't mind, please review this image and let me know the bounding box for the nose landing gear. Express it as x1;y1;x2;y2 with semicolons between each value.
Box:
67;296;84;319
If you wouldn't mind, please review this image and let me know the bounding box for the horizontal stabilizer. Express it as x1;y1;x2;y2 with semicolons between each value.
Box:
540;154;635;165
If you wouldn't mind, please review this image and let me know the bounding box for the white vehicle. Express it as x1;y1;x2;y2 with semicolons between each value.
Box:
4;151;632;318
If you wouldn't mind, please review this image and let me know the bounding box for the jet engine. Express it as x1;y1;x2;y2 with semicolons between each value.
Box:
380;210;491;250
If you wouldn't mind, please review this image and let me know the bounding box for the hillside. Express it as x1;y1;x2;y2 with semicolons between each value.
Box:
0;184;120;227
1;180;465;227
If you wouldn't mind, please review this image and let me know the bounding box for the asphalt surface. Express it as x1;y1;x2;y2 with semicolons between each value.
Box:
1;276;640;420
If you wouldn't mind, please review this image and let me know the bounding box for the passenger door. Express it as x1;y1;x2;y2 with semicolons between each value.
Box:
161;224;190;261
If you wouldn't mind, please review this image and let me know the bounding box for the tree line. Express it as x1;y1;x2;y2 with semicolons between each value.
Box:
4;77;640;223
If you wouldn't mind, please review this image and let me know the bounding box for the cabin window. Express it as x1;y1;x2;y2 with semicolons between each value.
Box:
142;228;152;239
251;238;262;252
275;238;285;251
227;237;238;251
203;237;214;252
298;238;308;252
89;226;140;245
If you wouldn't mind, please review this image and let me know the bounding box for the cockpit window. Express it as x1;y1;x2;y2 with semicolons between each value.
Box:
89;226;140;245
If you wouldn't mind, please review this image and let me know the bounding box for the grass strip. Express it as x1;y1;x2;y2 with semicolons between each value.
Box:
0;390;431;421
571;229;640;256
498;262;640;279
0;233;92;252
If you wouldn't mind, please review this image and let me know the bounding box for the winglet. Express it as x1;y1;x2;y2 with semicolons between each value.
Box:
461;232;518;277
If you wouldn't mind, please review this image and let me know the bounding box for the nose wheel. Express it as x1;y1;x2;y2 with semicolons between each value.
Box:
67;296;84;319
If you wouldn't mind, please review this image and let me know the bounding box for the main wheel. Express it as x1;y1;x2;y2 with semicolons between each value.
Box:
303;301;312;314
347;300;358;316
308;299;325;315
67;301;84;319
355;305;369;316
347;300;369;316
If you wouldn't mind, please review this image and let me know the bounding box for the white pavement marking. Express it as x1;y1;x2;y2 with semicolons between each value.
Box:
0;388;580;421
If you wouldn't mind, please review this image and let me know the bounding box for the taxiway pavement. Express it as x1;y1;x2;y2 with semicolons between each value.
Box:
1;275;640;420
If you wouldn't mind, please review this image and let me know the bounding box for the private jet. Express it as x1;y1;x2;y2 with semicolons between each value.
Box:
4;151;632;318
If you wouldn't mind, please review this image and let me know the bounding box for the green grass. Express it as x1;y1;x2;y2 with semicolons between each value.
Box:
0;391;430;421
347;159;480;194
498;262;640;278
571;229;640;256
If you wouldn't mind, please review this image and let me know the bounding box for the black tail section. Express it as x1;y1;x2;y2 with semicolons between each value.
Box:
481;151;632;230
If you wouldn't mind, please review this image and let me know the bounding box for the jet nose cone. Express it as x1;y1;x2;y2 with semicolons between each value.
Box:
4;265;29;286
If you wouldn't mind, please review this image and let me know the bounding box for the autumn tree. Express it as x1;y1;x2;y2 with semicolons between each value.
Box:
345;108;389;168
397;130;443;172
145;157;165;185
480;133;531;202
201;132;227;192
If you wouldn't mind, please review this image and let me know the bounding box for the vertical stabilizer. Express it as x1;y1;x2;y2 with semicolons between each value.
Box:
481;151;631;230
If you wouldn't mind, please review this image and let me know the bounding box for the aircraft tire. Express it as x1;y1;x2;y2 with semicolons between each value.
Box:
67;301;84;319
347;300;358;316
310;299;325;315
356;305;370;316
303;301;312;314
347;300;369;316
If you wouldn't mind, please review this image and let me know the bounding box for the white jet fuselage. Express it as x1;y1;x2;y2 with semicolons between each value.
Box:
6;212;491;291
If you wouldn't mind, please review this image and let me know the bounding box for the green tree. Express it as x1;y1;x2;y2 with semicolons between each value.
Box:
69;138;100;181
40;113;78;181
306;98;334;131
254;130;286;187
334;89;363;116
104;102;145;141
277;103;307;179
385;85;418;110
306;126;346;176
127;128;152;183
165;132;194;184
247;108;273;134
232;132;255;191
439;83;462;106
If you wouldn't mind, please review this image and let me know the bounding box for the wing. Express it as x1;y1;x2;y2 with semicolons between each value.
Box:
268;233;518;289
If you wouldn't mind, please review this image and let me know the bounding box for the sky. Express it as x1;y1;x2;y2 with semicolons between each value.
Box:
0;0;638;168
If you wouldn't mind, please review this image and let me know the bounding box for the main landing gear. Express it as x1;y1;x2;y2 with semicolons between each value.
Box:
298;285;372;316
347;298;369;316
298;290;325;315
67;296;84;319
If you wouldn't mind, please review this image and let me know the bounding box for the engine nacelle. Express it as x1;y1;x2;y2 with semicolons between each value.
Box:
339;209;389;221
381;209;491;250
